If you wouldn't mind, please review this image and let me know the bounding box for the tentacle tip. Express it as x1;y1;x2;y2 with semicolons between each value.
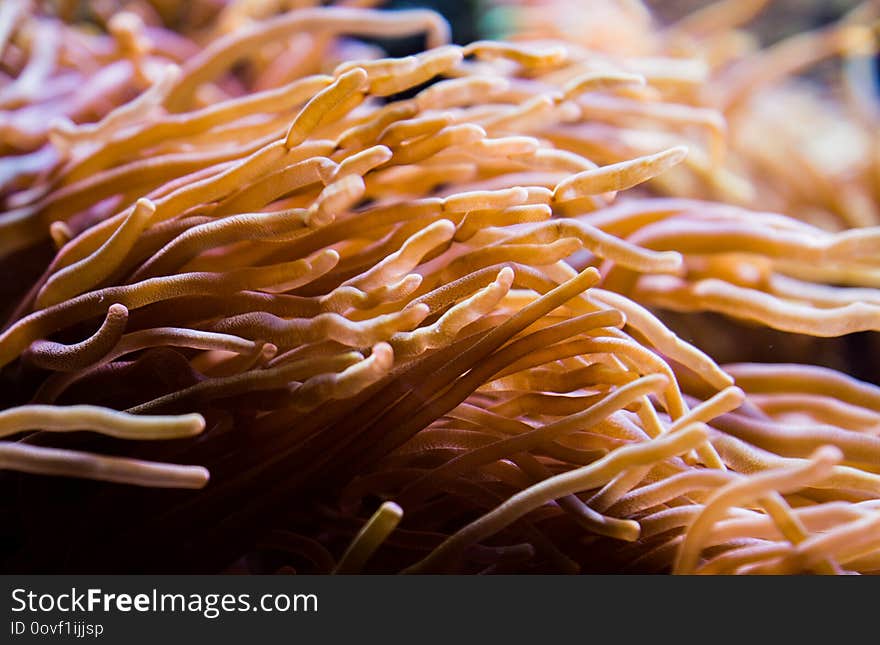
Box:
340;66;370;89
373;145;394;163
497;266;516;286
814;445;844;464
322;248;341;264
720;376;736;390
161;62;182;81
403;273;423;288
684;423;711;444
581;265;603;283
316;159;339;184
619;520;642;542
664;145;690;165
409;303;432;324
191;467;211;488
306;207;335;228
135;197;157;214
664;252;687;275
435;219;457;237
184;413;207;434
371;342;394;369
261;343;279;361
379;501;404;520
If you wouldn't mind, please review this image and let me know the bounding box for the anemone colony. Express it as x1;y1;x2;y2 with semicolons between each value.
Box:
0;0;879;575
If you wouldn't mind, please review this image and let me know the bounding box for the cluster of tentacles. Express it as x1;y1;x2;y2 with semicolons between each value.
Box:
2;1;880;574
490;0;879;227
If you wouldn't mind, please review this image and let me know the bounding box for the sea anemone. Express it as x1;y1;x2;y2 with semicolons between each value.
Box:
1;0;880;575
